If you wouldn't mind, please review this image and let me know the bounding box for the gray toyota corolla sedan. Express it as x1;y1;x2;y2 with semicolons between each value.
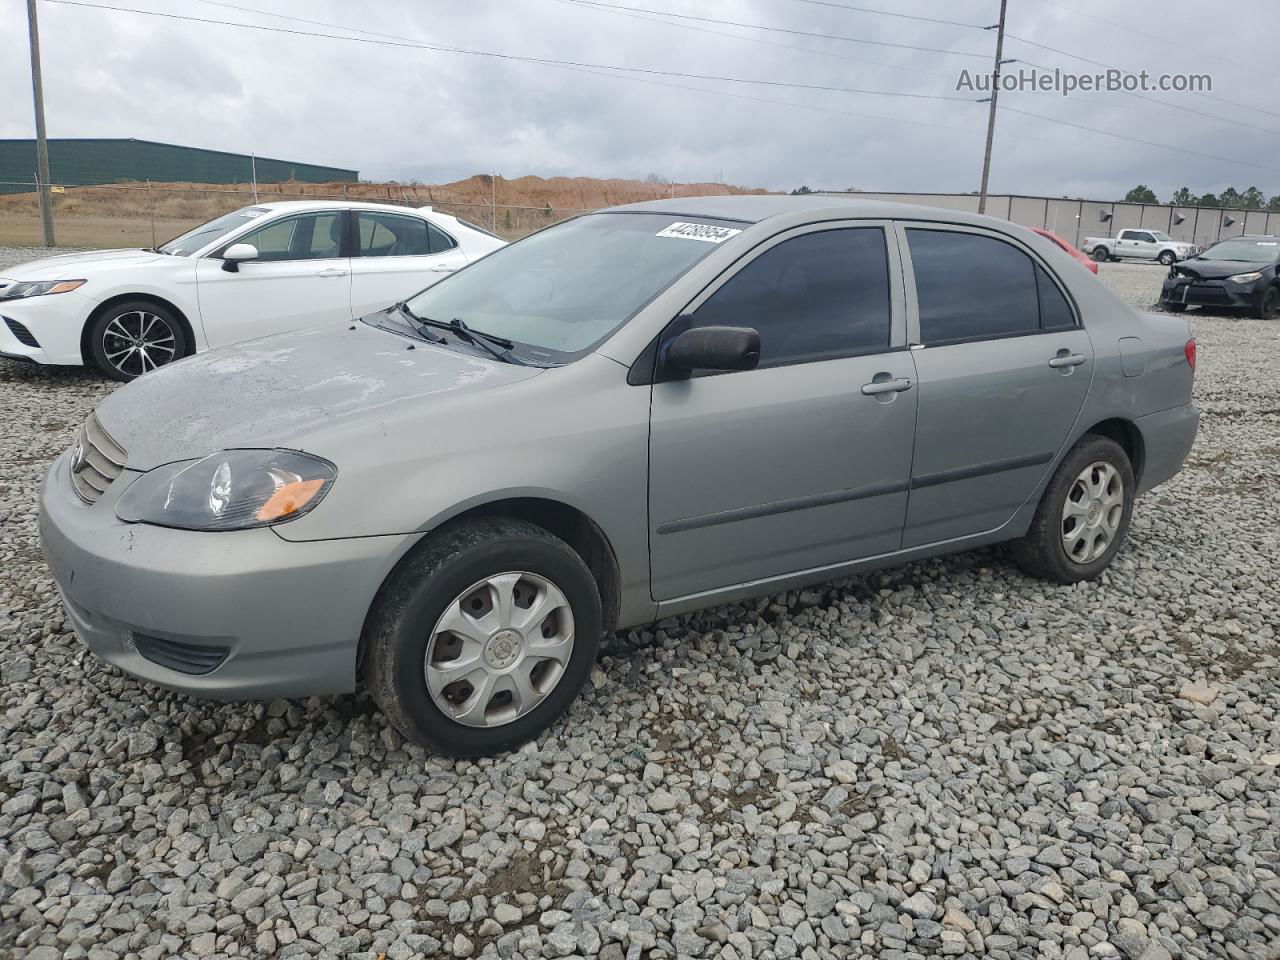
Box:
39;196;1199;756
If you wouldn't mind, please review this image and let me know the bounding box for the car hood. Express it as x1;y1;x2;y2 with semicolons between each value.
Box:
1171;258;1271;280
0;248;170;281
94;321;545;470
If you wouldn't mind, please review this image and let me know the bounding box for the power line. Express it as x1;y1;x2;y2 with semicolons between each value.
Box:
42;0;1280;182
548;0;993;60
1011;56;1280;139
999;104;1280;176
784;0;988;30
1004;31;1280;122
39;0;973;101
1023;0;1236;62
557;0;1280;144
552;0;962;83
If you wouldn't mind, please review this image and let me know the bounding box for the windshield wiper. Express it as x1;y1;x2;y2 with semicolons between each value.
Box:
393;301;446;343
447;318;527;365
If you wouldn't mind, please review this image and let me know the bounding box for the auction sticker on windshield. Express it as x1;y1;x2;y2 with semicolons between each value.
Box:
656;222;743;243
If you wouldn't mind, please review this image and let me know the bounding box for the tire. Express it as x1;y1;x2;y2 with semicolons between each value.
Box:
363;517;602;757
1091;247;1109;262
1164;303;1188;314
1257;285;1280;321
88;300;187;381
1158;251;1176;266
1011;435;1135;584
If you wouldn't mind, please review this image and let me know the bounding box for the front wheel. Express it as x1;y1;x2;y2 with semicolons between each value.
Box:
1257;285;1280;320
363;518;602;757
1011;435;1135;584
1158;251;1177;266
88;300;187;381
1164;303;1188;314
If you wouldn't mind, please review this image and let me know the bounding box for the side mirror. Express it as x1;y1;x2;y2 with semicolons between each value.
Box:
665;325;761;374
221;243;259;273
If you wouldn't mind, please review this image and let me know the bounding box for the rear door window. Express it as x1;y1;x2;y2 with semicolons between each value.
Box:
357;212;431;257
907;229;1041;343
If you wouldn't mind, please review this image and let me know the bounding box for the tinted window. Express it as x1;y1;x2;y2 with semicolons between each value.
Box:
236;213;344;261
690;228;891;367
358;213;430;257
1036;265;1075;329
428;222;458;253
907;229;1039;343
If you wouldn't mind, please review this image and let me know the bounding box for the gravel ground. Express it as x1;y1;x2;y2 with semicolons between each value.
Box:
1;247;1278;960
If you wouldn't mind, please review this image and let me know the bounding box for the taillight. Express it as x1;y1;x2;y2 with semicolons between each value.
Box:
1184;339;1197;371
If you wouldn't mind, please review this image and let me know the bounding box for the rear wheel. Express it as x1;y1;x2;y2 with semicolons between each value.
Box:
1011;435;1134;584
1257;285;1280;320
363;518;602;757
88;300;187;381
1091;247;1109;262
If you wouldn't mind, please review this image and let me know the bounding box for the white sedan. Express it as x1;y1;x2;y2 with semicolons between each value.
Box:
0;201;506;380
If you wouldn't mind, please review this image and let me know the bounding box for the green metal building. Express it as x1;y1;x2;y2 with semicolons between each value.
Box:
0;138;358;194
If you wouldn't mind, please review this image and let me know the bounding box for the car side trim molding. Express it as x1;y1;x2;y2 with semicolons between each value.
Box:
909;451;1054;490
656;479;911;535
656;451;1055;536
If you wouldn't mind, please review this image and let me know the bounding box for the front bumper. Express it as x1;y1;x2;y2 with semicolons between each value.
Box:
1135;402;1200;496
1160;278;1260;311
0;289;97;365
38;449;420;700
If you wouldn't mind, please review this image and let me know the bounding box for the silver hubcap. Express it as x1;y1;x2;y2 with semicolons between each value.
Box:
102;310;177;377
1062;461;1124;564
424;572;574;728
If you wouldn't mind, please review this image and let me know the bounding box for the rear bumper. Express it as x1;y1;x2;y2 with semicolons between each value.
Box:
39;449;420;700
1135;402;1199;496
0;290;94;365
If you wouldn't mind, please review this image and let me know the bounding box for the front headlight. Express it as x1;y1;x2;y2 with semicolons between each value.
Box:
1228;272;1262;284
0;279;86;301
116;449;336;531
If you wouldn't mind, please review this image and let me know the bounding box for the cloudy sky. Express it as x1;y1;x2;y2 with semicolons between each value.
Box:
3;0;1276;201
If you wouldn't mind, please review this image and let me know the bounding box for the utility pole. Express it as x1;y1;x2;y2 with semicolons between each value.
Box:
977;0;1009;216
26;0;55;246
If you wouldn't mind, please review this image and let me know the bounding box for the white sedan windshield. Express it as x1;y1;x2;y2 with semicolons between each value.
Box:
404;212;743;363
158;207;271;257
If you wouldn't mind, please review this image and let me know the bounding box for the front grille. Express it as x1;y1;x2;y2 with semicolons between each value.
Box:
1186;284;1231;305
70;412;127;504
133;634;229;675
4;317;39;347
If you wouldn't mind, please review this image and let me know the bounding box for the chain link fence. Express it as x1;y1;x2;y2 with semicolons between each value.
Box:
0;178;594;249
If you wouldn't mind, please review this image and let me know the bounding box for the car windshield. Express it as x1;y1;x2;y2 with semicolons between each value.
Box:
157;206;272;257
402;212;744;363
1149;231;1172;241
1200;238;1280;262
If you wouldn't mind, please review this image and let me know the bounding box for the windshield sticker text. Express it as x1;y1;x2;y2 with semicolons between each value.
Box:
656;222;742;243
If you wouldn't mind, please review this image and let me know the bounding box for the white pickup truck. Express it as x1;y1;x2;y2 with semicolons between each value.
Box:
1082;229;1198;265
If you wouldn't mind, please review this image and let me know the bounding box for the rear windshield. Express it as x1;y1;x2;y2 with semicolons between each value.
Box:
404;212;744;363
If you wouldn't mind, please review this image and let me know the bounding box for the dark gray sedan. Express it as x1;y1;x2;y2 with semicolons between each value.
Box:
39;195;1200;756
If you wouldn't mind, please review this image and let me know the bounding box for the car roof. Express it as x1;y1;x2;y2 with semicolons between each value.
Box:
254;199;427;216
599;193;1035;231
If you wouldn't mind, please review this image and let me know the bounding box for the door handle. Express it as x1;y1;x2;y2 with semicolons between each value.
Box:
1048;353;1088;369
861;377;913;396
316;268;348;278
427;266;454;273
